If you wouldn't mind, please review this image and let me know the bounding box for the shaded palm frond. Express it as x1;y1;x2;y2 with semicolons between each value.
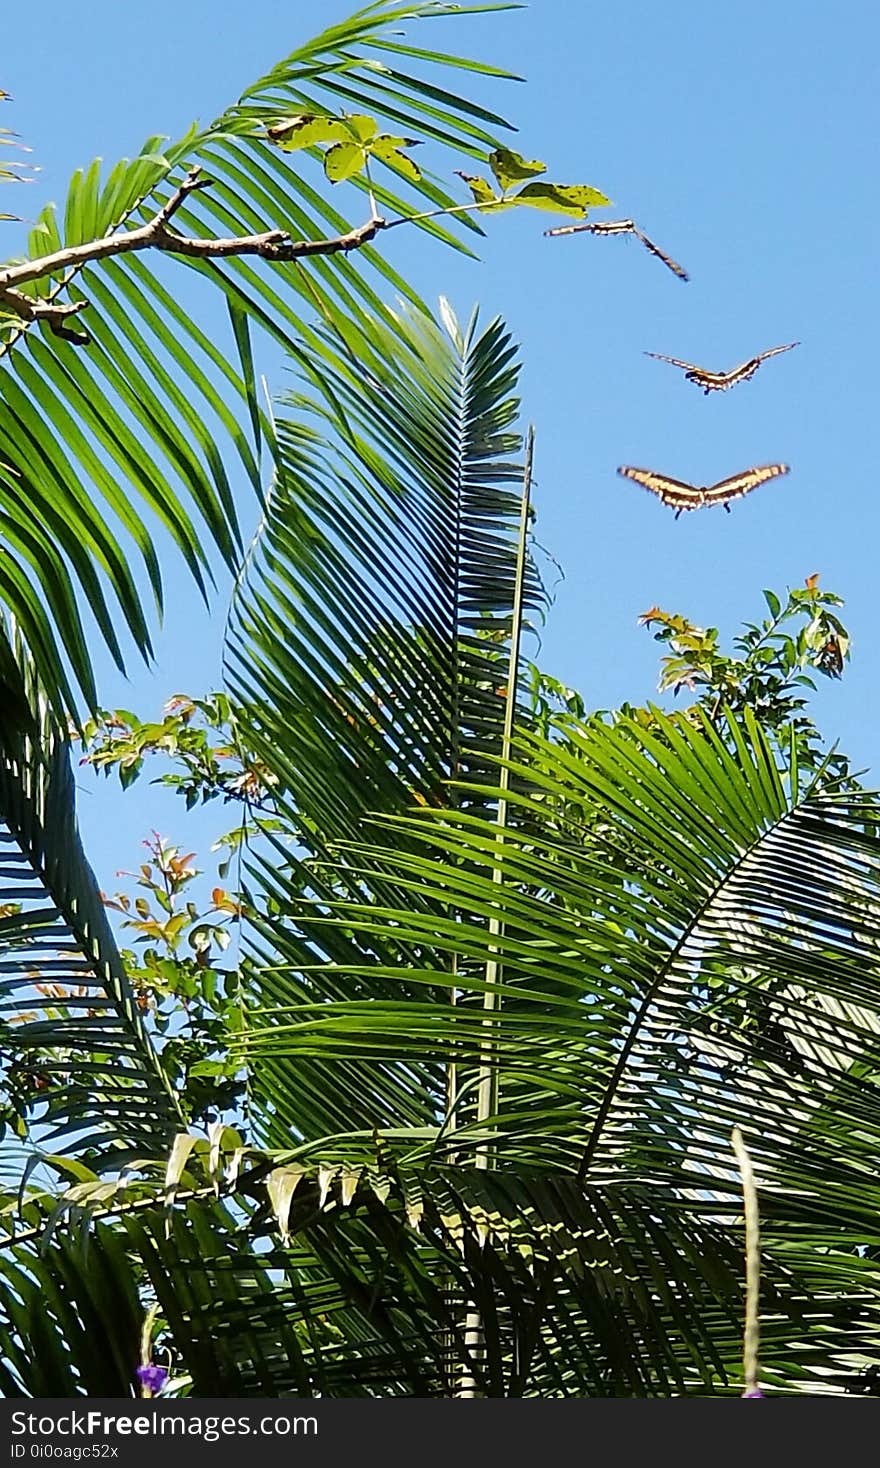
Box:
0;635;180;1158
10;1132;879;1397
225;304;545;1145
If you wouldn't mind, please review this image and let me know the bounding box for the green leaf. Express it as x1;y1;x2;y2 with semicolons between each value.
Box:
371;135;423;182
226;302;546;1148
0;0;525;715
226;298;261;455
488;146;546;189
343;114;379;143
323;141;369;183
514;181;612;216
763;588;782;618
231;697;880;1389
266;114;352;151
164;1134;200;1202
0;641;181;1157
455;170;510;209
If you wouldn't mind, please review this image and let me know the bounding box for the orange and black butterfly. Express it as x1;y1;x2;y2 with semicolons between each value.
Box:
617;464;790;519
544;218;689;282
644;342;799;394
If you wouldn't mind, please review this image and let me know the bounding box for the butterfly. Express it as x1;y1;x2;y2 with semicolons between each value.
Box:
644;342;799;394
544;218;689;281
617;464;790;518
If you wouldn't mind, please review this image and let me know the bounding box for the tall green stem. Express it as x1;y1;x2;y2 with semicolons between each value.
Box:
474;424;535;1158
458;426;534;1397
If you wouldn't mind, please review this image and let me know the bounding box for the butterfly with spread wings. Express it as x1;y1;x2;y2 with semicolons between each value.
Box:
644;342;799;394
544;218;689;282
618;464;790;519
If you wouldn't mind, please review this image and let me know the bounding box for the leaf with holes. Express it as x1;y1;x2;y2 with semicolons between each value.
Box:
323;141;369;183
515;182;612;215
266;114;353;150
488;147;546;189
371;134;423;182
455;171;511;210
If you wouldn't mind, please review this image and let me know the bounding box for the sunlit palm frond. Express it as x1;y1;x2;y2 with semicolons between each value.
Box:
233;706;880;1392
0;4;518;714
225;302;545;1146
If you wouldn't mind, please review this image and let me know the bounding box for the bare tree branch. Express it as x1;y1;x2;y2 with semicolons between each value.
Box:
0;167;388;346
0;284;89;342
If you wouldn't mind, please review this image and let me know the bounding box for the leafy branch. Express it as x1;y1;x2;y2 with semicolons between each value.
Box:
636;573;853;787
454;144;610;217
0;166;385;344
0;126;616;344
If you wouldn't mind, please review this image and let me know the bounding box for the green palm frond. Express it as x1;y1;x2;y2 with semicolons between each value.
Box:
0;4;520;714
224;302;545;1145
0;640;180;1158
230;706;880;1392
0;1219;142;1397
9;1126;878;1397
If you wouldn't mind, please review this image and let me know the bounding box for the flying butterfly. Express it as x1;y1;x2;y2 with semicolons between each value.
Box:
617;464;790;519
544;218;689;282
644;342;800;394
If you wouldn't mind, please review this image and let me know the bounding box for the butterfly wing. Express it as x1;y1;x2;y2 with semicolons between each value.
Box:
644;351;728;391
545;219;635;239
819;636;845;678
617;466;703;512
647;343;799;390
722;359;763;387
543;221;592;238
644;351;699;370
620;463;790;514
632;227;690;282
582;220;635;236
704;463;790;506
546;219;689;281
756;341;800;364
725;342;801;385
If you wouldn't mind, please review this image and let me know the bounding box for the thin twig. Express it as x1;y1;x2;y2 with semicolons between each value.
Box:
363;158;378;225
0;1181;223;1251
1;163;645;350
0;164;673;349
384;198;503;230
0;284;88;342
474;424;536;1164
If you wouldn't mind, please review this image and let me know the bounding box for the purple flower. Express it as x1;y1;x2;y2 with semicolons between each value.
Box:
742;1388;764;1398
136;1364;168;1394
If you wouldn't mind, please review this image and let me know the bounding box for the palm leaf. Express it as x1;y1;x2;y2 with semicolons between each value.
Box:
223;303;545;1147
0;1214;143;1397
0;636;180;1158
9;1126;879;1396
230;706;880;1392
0;4;520;714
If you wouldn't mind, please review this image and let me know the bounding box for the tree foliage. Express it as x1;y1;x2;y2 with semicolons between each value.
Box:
2;1;879;1404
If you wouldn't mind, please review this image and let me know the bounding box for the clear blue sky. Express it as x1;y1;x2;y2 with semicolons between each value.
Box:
5;0;878;895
